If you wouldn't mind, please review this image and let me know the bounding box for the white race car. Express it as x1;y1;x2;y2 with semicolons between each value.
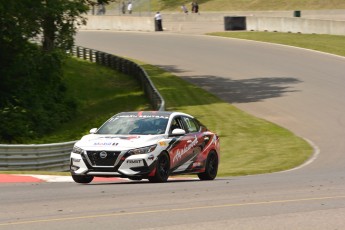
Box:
70;111;220;183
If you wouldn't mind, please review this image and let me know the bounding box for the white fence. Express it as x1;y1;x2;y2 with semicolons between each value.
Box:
81;15;155;32
247;17;345;36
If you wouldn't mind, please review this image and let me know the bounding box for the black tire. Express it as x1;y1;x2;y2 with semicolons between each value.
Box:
148;152;170;183
72;175;94;184
198;151;218;180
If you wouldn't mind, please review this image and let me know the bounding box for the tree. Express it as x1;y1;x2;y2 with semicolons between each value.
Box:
40;0;88;51
0;0;116;143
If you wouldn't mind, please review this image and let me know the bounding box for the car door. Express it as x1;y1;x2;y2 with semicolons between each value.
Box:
168;116;204;173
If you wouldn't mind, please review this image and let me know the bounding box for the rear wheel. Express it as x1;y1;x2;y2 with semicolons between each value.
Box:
198;151;218;180
148;152;170;183
72;175;94;184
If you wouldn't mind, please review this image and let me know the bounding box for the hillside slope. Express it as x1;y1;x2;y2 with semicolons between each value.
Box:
151;0;345;11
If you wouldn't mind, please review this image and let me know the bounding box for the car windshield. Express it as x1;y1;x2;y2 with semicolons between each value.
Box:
97;115;169;135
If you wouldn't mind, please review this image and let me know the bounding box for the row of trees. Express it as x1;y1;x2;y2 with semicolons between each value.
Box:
0;0;115;143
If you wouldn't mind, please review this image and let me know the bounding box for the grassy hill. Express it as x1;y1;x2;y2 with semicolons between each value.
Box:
32;58;151;144
150;0;345;11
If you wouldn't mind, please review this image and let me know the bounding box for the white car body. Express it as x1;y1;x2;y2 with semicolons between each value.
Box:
70;111;220;183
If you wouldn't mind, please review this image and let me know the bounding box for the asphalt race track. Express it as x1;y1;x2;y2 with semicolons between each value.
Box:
1;31;345;229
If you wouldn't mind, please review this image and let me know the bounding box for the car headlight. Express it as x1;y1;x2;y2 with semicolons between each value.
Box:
72;146;85;155
128;145;157;155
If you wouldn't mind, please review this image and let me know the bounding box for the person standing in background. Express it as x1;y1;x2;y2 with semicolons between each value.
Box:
154;11;163;31
191;1;199;14
97;3;106;15
127;1;133;14
194;1;199;14
181;4;188;14
191;1;196;13
122;1;126;14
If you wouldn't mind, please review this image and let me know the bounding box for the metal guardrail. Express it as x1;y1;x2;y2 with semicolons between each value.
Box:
0;141;76;171
0;46;165;171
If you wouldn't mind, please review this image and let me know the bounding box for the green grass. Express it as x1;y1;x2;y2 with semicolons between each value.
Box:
150;0;345;11
32;58;151;143
208;32;345;57
140;63;312;176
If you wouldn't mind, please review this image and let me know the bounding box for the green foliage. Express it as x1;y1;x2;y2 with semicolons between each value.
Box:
0;0;88;51
33;58;150;143
41;0;89;51
0;0;93;143
0;45;77;143
0;0;41;42
153;0;207;10
0;0;141;143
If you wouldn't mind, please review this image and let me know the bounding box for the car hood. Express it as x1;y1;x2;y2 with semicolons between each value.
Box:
75;134;165;150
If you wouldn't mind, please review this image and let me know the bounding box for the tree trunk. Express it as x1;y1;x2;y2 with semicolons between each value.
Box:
42;14;55;52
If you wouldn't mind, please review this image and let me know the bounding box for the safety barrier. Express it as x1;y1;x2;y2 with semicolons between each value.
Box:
0;46;165;171
246;17;345;36
82;15;155;31
0;141;75;171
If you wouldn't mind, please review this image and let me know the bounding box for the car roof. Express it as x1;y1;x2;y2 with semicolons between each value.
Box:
115;111;193;119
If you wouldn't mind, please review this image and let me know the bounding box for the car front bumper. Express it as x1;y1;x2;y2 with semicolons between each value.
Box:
70;152;157;178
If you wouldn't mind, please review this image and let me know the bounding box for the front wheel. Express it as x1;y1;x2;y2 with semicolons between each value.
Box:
72;175;94;184
198;151;218;180
148;152;170;183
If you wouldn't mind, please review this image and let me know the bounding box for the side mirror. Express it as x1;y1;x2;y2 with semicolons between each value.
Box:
170;128;186;136
90;128;97;134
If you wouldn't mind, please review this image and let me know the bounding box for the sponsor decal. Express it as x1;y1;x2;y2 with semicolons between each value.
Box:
93;142;114;146
72;158;81;162
119;136;140;140
193;162;201;167
127;159;142;164
159;141;167;146
116;115;169;119
173;136;198;163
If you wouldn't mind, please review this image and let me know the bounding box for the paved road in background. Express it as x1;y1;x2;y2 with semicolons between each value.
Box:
1;31;345;229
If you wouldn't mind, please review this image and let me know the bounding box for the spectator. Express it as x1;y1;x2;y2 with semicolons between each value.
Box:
194;2;199;14
191;1;199;14
121;1;126;14
127;2;133;14
154;12;163;31
181;4;188;14
191;1;196;13
97;3;106;15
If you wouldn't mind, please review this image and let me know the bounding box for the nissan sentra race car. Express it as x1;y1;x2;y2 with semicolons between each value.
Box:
70;111;220;183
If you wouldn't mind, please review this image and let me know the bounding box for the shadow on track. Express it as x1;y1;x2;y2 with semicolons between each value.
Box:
155;64;302;104
182;75;302;103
